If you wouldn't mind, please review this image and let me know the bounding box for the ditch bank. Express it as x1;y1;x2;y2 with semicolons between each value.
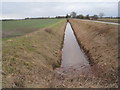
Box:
2;20;67;88
69;19;118;87
51;20;117;88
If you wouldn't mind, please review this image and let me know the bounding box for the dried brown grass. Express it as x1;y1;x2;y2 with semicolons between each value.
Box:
69;19;118;88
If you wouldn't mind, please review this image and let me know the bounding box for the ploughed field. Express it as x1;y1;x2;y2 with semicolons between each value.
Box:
97;18;119;23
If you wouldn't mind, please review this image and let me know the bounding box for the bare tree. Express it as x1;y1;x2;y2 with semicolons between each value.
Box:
66;14;71;18
76;14;84;19
85;14;90;19
70;12;77;18
99;13;105;18
91;14;98;20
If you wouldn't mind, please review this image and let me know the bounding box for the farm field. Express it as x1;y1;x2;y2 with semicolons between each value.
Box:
97;18;119;23
2;19;62;39
2;19;66;88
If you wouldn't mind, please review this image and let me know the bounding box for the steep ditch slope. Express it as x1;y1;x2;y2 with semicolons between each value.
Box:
69;19;118;87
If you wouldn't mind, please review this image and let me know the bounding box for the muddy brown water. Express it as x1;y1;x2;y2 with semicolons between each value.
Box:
55;23;92;77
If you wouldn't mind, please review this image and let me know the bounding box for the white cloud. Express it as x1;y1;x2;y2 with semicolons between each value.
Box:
1;14;23;19
2;0;120;2
1;2;118;19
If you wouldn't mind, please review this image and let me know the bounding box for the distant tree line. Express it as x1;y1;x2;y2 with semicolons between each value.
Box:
65;12;119;20
24;12;105;20
55;12;105;20
2;19;24;21
2;11;119;21
67;12;99;20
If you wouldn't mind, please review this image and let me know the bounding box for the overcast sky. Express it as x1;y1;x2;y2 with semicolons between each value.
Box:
1;0;119;19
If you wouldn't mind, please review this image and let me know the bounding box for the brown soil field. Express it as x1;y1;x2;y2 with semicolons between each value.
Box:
69;19;118;87
97;19;119;23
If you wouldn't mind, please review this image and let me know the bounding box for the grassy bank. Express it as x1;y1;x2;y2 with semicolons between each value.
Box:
2;19;62;38
3;19;66;88
69;19;118;87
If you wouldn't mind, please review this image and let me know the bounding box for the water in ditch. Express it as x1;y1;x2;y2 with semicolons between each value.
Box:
55;22;92;77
